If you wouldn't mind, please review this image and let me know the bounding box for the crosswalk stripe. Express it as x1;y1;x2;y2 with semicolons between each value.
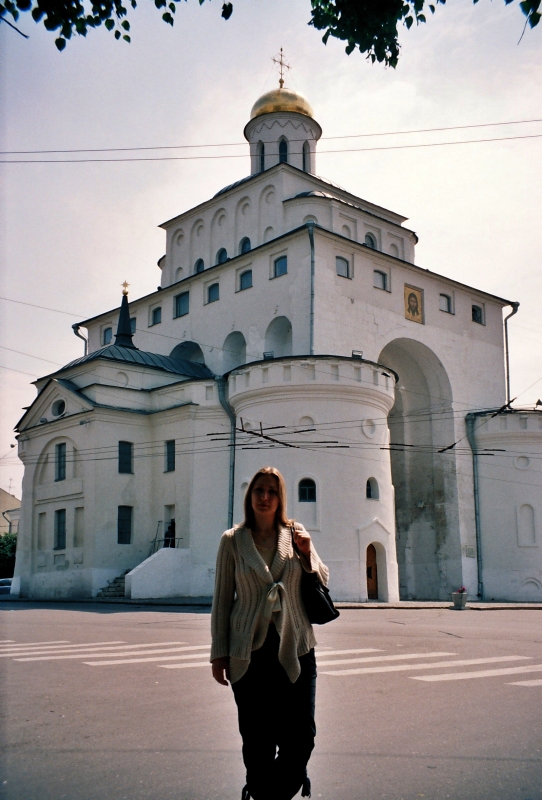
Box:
315;648;383;656
318;651;455;667
1;640;186;658
321;655;530;676
412;663;542;682
506;679;542;686
85;651;211;666
161;662;210;670
0;640;16;643
17;644;210;662
0;640;70;650
0;641;128;657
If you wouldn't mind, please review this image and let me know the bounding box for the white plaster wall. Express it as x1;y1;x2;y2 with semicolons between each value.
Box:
474;412;542;601
126;548;192;599
228;357;399;602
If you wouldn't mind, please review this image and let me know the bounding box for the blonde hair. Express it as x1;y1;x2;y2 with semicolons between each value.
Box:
240;466;291;530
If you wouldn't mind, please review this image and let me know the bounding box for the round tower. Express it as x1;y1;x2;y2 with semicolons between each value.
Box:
244;85;322;175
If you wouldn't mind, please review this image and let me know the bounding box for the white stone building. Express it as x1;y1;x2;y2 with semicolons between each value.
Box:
12;84;542;602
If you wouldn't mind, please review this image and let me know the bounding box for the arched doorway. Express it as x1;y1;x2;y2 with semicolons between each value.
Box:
222;331;246;373
378;338;461;600
265;316;292;357
170;341;205;365
366;544;378;599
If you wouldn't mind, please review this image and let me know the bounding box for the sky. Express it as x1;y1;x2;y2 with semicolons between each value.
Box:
1;0;541;497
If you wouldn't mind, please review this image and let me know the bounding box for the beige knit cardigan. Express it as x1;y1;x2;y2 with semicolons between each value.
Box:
210;524;329;684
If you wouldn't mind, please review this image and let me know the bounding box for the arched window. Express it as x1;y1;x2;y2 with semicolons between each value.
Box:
302;141;310;173
366;478;379;499
258;141;265;173
336;256;350;278
439;294;452;313
279;138;288;164
239;237;251;255
239;270;252;291
216;248;228;265
194;258;204;274
299;478;316;502
208;283;219;303
365;233;377;249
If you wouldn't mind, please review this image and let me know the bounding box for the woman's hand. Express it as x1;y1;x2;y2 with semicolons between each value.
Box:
293;524;312;557
211;656;230;686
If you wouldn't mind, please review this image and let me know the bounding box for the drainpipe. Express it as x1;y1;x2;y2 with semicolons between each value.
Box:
306;222;315;356
466;413;483;599
216;376;236;529
72;324;88;356
503;302;519;406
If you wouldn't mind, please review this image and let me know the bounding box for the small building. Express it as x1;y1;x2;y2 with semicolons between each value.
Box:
12;81;541;602
1;488;20;536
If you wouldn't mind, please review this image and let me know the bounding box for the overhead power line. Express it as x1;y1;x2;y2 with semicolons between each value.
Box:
1;134;541;164
2;118;541;156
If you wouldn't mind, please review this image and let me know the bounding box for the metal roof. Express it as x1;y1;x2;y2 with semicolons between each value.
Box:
56;345;214;379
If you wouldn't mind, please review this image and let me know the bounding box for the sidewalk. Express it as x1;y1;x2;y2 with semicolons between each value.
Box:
2;596;541;610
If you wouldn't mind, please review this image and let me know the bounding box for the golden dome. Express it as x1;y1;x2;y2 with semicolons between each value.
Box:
250;87;314;120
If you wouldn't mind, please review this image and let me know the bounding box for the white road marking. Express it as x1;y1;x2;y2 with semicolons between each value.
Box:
318;651;455;667
0;640;16;643
506;679;542;686
85;651;211;666
17;644;210;662
322;655;530;676
315;648;384;656
0;640;71;650
2;640;186;657
412;663;542;682
160;662;210;670
0;641;129;657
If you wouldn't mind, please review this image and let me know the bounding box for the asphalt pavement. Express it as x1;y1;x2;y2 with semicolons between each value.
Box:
1;602;541;800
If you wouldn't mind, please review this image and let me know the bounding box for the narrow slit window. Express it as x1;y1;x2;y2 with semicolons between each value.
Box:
174;291;189;318
273;255;287;278
336;257;350;278
302;141;310;173
165;440;175;473
118;441;133;474
55;443;66;482
279;138;288;163
366;478;379;499
208;283;219;303
130;317;136;334
117;506;132;545
373;270;387;291
299;478;316;502
258;142;265;173
240;270;253;291
54;509;66;550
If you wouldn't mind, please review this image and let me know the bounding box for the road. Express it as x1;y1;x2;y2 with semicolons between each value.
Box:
1;603;541;800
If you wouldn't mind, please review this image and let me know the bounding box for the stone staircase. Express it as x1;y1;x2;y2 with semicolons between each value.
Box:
96;571;129;600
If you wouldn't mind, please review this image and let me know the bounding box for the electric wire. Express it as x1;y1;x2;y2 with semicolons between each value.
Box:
2;133;541;164
3;118;541;155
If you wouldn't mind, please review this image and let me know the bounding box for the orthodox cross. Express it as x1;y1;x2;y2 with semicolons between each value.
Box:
272;48;290;89
121;280;130;295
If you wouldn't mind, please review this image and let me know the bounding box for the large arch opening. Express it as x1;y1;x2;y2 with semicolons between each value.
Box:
222;331;247;373
265;316;292;358
170;341;205;365
378;338;461;600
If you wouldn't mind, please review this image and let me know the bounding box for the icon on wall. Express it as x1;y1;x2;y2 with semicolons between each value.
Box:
404;285;424;324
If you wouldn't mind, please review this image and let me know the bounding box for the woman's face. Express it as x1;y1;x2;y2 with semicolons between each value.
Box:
251;474;280;524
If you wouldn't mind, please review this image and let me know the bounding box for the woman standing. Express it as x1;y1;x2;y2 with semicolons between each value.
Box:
211;466;329;800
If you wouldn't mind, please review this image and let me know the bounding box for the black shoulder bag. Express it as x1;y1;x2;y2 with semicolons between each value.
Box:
291;526;340;625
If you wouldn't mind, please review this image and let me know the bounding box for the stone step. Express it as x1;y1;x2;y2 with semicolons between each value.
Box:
96;572;128;599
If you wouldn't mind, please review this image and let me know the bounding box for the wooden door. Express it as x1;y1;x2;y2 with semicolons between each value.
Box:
366;544;378;600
